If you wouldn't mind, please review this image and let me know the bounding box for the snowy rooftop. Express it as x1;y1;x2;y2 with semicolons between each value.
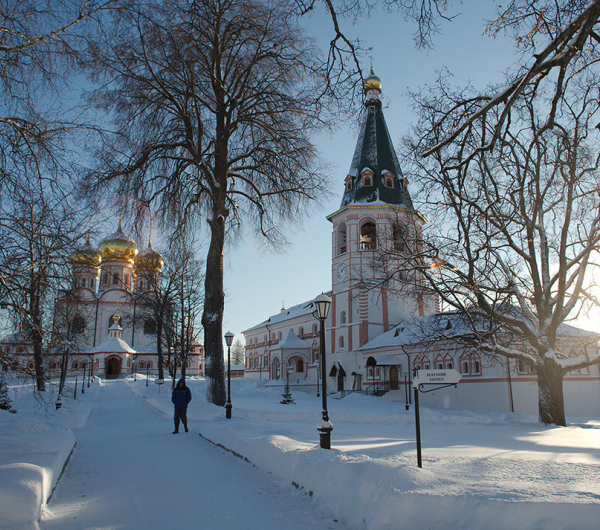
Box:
243;293;332;334
359;311;600;352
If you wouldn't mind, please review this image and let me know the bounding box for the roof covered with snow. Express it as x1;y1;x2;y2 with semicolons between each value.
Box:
89;337;135;354
243;293;331;334
275;329;310;350
358;311;600;353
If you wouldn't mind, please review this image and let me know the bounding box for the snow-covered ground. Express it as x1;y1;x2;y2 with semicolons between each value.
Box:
1;376;599;529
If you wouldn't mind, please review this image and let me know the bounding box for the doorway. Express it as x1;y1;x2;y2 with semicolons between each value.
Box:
105;356;122;379
390;366;399;390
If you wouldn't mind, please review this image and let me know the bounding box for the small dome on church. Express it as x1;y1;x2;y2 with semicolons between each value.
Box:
364;67;382;93
70;235;101;268
135;237;164;273
98;217;138;263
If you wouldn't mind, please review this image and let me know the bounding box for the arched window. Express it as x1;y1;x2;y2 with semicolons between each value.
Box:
147;361;153;368
344;175;353;192
299;326;304;337
338;335;344;350
312;324;317;335
340;311;346;325
296;358;304;372
70;316;86;336
360;221;376;250
375;367;381;379
338;222;347;255
124;274;129;287
459;351;482;376
361;169;374;187
382;171;395;188
91;278;95;289
413;354;431;371
186;360;191;368
28;361;35;369
278;331;282;340
50;362;58;369
144;319;156;335
72;361;79;369
113;273;119;285
139;360;145;369
393;223;407;252
103;273;109;285
81;278;86;287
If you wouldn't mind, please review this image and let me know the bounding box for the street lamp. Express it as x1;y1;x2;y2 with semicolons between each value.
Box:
314;293;332;449
224;331;234;419
403;371;409;410
81;363;86;394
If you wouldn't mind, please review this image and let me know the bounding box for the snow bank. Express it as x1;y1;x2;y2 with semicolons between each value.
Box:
129;377;600;530
0;379;94;530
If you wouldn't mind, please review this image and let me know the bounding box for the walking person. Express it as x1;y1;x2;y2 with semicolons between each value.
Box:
171;378;192;433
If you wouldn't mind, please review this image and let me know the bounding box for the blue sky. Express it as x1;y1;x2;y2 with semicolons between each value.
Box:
221;1;521;343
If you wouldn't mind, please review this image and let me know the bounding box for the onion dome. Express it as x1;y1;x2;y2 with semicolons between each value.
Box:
364;67;382;93
70;235;101;268
135;236;164;273
98;216;138;263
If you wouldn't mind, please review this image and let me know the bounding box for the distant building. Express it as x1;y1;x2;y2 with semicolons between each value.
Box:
243;69;600;417
1;219;204;379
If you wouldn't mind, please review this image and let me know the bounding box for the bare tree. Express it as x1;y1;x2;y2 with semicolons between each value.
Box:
0;179;82;391
82;0;331;405
399;77;600;425
0;0;114;188
137;233;204;383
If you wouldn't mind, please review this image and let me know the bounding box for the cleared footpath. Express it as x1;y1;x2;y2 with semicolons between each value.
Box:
41;380;344;530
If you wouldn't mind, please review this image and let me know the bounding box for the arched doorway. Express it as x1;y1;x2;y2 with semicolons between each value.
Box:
105;356;122;379
390;365;399;390
271;356;280;380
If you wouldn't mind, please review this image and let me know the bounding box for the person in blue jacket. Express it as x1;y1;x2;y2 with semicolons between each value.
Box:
171;378;192;433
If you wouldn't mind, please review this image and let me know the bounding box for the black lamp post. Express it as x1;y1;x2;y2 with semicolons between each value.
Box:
81;364;86;394
314;293;332;449
225;331;234;419
146;363;149;386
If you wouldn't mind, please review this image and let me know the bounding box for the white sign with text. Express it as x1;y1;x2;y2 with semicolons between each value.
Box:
413;369;461;387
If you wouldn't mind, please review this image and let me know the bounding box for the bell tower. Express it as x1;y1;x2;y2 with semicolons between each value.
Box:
327;68;435;354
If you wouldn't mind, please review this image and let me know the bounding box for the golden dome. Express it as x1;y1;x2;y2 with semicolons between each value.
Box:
98;217;138;263
70;235;101;268
364;66;382;92
135;237;164;273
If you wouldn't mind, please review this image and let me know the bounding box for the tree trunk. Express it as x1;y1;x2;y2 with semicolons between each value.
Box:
156;320;164;380
30;274;45;392
537;357;566;426
202;211;227;406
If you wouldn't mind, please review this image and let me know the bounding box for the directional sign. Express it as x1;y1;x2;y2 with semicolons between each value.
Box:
413;369;461;387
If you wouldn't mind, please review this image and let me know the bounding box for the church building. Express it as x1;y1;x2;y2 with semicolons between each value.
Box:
242;70;600;417
44;219;204;379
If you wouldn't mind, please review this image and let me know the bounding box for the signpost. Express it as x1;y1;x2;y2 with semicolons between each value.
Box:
412;369;461;468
